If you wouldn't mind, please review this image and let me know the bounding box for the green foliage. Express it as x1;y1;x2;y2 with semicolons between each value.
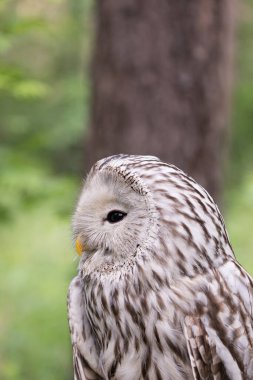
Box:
0;0;93;178
0;0;93;378
0;204;75;380
230;0;253;184
226;174;253;274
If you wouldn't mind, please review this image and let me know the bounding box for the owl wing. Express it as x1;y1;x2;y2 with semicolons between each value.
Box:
184;315;230;380
183;260;253;380
68;276;102;380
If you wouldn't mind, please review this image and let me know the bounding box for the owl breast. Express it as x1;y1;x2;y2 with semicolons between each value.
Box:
82;264;193;380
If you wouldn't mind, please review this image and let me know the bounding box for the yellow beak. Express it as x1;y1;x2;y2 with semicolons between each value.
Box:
75;236;90;256
75;237;84;256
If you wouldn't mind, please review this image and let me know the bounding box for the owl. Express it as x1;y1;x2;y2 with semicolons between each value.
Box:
68;154;253;380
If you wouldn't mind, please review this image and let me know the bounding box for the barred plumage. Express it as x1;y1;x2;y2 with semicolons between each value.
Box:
68;154;253;380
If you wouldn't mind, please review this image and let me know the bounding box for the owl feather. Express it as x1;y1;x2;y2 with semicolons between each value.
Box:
68;155;253;380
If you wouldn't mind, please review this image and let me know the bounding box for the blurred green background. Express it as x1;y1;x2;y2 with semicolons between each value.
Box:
0;0;253;379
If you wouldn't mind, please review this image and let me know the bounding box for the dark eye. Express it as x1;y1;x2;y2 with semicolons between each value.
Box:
106;210;127;224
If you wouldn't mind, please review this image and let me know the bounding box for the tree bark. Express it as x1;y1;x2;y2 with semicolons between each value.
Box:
86;0;235;201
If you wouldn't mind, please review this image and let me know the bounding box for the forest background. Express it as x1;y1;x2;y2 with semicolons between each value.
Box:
0;0;253;379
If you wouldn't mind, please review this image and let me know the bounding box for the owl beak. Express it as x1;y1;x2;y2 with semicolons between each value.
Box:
75;236;90;256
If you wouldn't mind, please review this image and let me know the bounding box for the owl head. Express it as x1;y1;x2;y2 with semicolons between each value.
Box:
72;156;158;263
73;154;233;277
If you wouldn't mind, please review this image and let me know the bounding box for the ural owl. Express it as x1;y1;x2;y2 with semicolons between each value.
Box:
68;154;253;380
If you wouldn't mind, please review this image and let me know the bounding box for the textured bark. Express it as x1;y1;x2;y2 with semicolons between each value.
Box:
86;0;235;201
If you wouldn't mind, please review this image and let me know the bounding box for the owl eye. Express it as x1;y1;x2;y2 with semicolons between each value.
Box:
106;210;127;224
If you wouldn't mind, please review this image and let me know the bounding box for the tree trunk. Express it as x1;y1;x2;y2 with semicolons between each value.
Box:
86;0;235;201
